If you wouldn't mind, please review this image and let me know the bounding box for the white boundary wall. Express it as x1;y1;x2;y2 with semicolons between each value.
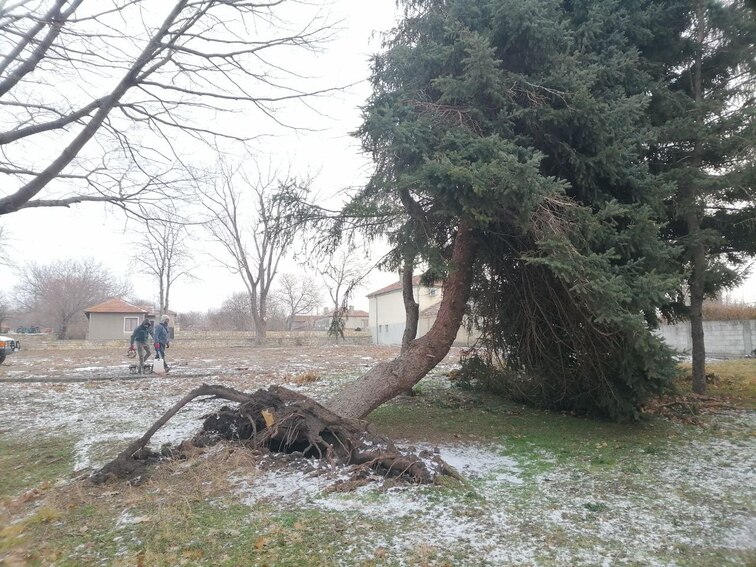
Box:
657;319;755;358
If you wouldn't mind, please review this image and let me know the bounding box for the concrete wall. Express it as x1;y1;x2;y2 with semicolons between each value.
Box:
87;312;147;341
657;319;755;358
16;330;372;350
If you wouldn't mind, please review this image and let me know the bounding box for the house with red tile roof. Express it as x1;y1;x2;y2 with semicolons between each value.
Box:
84;298;176;341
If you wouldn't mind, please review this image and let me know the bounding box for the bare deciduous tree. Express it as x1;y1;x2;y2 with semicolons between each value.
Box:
273;273;322;330
0;1;335;217
216;292;254;332
15;258;131;339
131;216;194;315
178;310;207;331
202;163;308;342
0;292;10;332
0;225;13;268
319;249;367;337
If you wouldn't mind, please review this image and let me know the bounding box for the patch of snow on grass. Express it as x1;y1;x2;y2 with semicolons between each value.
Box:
721;514;756;549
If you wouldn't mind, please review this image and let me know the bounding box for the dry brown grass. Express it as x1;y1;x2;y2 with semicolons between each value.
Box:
702;300;756;321
291;370;321;384
0;444;267;566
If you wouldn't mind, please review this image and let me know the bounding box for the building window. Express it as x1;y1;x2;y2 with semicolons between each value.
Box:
124;317;138;332
428;287;438;296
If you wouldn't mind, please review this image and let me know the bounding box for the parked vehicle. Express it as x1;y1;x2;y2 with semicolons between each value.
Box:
15;326;40;334
0;335;20;364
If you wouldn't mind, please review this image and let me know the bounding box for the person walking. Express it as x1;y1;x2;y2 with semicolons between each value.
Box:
129;319;154;374
153;315;171;373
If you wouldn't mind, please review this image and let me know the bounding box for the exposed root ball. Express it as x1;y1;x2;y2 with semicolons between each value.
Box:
92;384;462;486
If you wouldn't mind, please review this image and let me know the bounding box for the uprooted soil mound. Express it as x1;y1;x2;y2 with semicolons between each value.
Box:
91;384;462;486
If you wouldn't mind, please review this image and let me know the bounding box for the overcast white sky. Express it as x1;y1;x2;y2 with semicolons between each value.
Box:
0;0;754;315
0;0;402;313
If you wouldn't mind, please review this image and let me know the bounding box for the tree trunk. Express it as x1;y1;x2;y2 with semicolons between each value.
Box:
328;224;477;419
400;254;420;396
689;261;706;394
159;279;166;317
689;0;707;395
400;254;419;354
249;292;266;344
255;317;267;344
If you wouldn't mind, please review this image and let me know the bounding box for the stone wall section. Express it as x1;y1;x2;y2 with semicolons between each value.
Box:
10;330;372;350
657;320;755;358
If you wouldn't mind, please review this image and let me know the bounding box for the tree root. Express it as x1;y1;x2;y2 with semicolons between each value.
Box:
91;384;460;486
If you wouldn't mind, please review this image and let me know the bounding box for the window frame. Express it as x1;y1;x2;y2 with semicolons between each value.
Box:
124;316;139;333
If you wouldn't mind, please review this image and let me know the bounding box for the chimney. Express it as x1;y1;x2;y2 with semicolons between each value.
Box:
348;305;354;313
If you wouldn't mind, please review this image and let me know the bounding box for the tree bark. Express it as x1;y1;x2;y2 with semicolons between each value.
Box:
400;253;419;354
328;223;477;419
254;317;267;344
689;0;707;395
399;253;420;396
689;262;706;394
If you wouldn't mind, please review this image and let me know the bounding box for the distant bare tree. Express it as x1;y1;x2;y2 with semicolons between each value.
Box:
273;273;322;330
265;297;289;332
0;1;336;217
0;225;12;268
131;216;194;315
178;310;207;331
320;249;367;337
217;292;254;332
0;292;10;332
202;163;309;342
15;258;130;339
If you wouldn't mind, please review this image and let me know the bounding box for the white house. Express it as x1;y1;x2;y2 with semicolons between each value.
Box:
367;276;478;346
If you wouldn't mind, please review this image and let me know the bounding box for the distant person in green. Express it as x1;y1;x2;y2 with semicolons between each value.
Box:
129;319;154;374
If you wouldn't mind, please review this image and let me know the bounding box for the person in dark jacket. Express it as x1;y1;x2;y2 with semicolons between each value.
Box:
153;315;171;373
129;319;154;374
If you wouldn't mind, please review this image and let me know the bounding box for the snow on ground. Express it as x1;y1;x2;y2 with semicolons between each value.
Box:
226;425;755;567
1;344;754;566
0;344;407;470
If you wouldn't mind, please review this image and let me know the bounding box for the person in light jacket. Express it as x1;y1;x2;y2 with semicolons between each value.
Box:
153;315;171;373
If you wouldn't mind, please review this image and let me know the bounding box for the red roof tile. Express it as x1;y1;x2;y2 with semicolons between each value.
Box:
84;298;148;314
367;275;422;297
366;276;442;297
